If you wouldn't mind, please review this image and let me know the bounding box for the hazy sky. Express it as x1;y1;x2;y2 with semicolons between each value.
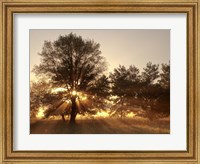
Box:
30;29;170;81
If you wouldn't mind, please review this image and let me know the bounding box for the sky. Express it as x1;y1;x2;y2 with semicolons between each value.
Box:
30;29;170;81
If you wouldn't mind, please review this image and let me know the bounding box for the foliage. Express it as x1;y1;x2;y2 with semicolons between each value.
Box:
30;80;61;118
33;33;107;93
109;62;170;120
32;33;109;123
159;63;170;90
110;65;140;97
141;62;159;85
88;75;110;97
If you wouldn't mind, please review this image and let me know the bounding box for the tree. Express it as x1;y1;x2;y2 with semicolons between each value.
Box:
33;33;107;124
30;80;59;118
138;62;170;120
109;65;140;118
141;62;159;85
110;65;140;96
157;62;170;116
109;62;170;120
88;75;110;97
159;63;170;90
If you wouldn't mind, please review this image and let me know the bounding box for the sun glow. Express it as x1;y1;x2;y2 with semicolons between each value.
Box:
51;87;67;93
36;107;45;119
95;111;109;118
109;95;118;100
71;90;77;96
127;112;136;118
65;100;71;103
80;96;87;101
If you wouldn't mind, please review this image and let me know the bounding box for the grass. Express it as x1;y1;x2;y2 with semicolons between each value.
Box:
30;116;170;134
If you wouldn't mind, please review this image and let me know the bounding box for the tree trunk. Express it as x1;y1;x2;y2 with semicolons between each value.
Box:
69;96;77;125
61;114;65;122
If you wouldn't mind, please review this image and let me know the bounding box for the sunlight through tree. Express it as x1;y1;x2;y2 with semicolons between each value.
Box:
33;33;108;124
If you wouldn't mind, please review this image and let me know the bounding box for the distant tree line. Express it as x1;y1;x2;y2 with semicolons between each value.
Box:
109;62;170;120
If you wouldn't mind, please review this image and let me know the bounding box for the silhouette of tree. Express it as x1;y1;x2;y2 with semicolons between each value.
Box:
109;62;170;120
110;65;140;96
89;75;110;97
33;33;107;124
157;62;170;116
159;63;170;90
138;62;170;119
30;80;60;118
109;65;141;118
141;62;159;85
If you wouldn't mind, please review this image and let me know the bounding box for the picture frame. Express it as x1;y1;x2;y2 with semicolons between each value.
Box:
0;0;199;163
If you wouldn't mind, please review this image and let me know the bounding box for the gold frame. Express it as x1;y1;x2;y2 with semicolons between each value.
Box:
0;0;199;163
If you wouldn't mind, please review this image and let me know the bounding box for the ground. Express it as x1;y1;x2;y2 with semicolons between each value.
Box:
30;116;170;134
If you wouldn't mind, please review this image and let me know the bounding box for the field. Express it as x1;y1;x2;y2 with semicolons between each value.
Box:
30;116;170;134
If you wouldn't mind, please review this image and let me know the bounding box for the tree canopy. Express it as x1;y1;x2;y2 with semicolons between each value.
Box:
109;62;170;119
33;33;107;93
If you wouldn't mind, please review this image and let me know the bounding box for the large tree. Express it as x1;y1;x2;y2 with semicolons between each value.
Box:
33;33;107;124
